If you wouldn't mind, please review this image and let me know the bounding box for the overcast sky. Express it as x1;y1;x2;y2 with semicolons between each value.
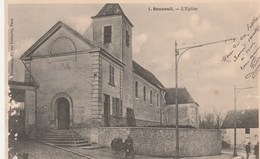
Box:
8;2;259;115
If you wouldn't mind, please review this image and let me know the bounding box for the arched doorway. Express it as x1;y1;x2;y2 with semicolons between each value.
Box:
56;97;70;130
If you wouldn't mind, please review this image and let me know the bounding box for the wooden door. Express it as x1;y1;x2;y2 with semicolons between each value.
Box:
57;97;70;130
104;94;110;127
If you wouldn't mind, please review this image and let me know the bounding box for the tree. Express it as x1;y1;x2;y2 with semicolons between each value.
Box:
199;106;224;129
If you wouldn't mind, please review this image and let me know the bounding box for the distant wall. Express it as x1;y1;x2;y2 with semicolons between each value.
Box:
98;127;221;157
133;73;161;123
163;103;199;128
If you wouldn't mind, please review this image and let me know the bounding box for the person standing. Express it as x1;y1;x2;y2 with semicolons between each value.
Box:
246;142;251;159
254;142;259;159
125;135;135;159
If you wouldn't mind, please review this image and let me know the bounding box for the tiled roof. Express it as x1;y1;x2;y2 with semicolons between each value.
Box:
8;81;30;102
222;109;259;129
9;80;37;87
165;87;196;105
94;3;124;17
132;61;164;89
92;3;133;27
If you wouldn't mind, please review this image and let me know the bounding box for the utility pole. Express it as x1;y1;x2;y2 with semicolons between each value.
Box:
175;41;179;159
233;85;258;157
174;38;235;159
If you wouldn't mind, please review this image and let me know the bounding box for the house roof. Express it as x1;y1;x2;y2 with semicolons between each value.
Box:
8;81;35;102
20;21;97;60
165;87;196;105
9;80;37;87
92;3;134;27
132;61;164;89
222;109;259;129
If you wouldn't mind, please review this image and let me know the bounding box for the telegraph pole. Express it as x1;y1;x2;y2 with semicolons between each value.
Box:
233;85;258;156
174;38;235;159
175;41;179;159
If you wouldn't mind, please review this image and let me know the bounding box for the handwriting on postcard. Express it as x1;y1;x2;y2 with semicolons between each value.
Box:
222;14;260;79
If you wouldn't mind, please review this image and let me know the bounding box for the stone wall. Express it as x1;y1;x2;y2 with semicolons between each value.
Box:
98;127;221;157
109;116;160;127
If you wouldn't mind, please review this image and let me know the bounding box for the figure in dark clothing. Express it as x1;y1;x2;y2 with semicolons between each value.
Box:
246;142;251;159
254;142;259;159
125;135;135;159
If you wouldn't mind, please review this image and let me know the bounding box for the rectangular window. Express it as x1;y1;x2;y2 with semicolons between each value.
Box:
112;97;117;116
112;97;122;117
143;86;146;101
150;90;153;105
104;26;112;44
135;81;138;98
109;65;115;85
245;128;250;134
126;30;130;47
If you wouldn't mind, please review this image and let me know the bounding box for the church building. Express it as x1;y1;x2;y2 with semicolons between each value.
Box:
11;3;199;142
18;4;166;141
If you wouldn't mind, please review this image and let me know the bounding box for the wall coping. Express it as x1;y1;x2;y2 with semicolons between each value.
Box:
99;127;220;132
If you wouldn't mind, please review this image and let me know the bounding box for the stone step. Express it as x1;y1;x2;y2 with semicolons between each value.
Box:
47;140;89;144
80;145;103;150
37;135;81;138
40;137;84;141
32;130;90;148
39;131;79;135
56;142;91;147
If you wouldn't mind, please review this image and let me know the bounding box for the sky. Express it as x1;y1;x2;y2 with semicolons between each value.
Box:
7;2;259;115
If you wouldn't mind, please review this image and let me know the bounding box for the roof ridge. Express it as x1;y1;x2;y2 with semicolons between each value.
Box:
132;60;164;88
20;21;98;60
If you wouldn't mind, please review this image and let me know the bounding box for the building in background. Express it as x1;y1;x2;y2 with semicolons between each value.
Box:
221;109;259;148
162;87;199;128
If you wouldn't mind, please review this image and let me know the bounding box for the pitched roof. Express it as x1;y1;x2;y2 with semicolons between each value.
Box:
8;81;36;102
222;109;259;129
95;3;124;17
165;87;196;105
20;21;97;60
132;61;164;89
92;3;133;27
9;80;37;87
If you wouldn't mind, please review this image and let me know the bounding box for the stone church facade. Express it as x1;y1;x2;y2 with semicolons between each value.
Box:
15;4;199;142
18;4;166;141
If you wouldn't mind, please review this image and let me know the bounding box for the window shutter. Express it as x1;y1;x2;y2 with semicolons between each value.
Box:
104;26;112;43
119;100;123;117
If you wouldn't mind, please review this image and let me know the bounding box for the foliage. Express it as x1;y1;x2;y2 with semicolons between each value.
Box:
199;106;224;129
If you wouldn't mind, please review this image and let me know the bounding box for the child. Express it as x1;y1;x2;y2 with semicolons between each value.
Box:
245;142;251;159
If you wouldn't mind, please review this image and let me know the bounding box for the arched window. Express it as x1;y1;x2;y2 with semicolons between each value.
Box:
150;90;153;105
50;37;76;55
143;86;146;101
135;81;138;98
157;93;159;106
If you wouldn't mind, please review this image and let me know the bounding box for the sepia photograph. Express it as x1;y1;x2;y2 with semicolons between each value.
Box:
6;1;259;159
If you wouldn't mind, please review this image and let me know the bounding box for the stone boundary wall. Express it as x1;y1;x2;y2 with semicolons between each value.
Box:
98;127;221;157
110;116;160;127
